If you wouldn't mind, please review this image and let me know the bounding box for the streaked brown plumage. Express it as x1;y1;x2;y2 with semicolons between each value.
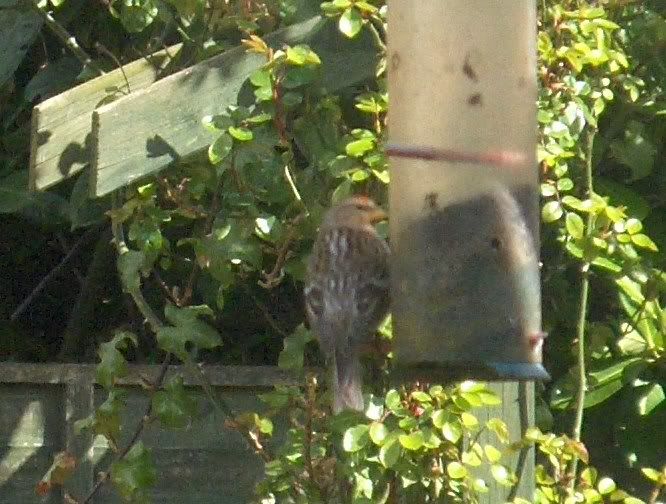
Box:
304;196;390;413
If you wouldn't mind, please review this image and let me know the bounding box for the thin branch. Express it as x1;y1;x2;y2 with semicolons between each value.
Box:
81;356;171;504
10;225;101;322
568;129;596;486
259;213;305;288
30;1;104;76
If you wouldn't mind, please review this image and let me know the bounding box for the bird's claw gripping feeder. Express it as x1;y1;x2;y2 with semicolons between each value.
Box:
387;0;549;382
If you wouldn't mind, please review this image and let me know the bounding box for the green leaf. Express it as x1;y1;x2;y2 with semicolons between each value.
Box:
542;201;563;223
636;384;664;416
484;444;502;463
461;412;479;429
410;391;432;403
152;375;198;429
431;409;448;429
369;422;388;445
110;442;157;502
249;68;271;88
343;424;369;452
228;126;254;141
490;464;512;486
345;138;374;157
96;332;137;389
446;461;467;479
442;421;462;443
487;418;510;444
385;389;401;410
399;431;424;451
565;212;585;239
208;133;233;164
641;467;665;483
277;325;313;370
379;437;400;468
286;45;321;66
156;304;222;360
338;7;363;38
631;234;658;251
597;477;616;495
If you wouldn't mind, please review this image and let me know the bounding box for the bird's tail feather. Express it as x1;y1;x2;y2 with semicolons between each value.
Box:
331;349;364;413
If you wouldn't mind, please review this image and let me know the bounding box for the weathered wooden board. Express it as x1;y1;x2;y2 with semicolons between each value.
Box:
477;382;535;503
29;44;181;191
0;363;301;503
91;15;379;196
0;384;64;504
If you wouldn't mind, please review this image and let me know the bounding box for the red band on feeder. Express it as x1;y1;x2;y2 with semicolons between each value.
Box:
385;144;527;168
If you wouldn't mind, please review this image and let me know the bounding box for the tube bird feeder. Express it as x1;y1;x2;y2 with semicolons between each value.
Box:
387;1;549;381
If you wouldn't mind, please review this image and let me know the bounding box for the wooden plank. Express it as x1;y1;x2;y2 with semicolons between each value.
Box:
64;375;95;499
29;44;181;191
90;387;274;503
91;15;379;196
0;384;64;503
0;362;305;387
476;382;535;503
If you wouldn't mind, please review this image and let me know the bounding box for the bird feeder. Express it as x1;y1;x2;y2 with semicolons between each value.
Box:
387;0;549;381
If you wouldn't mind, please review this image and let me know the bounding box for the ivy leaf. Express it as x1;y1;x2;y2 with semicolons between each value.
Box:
277;324;313;370
338;7;363;38
152;375;198;429
35;451;77;496
75;389;127;443
111;442;157;502
156;304;221;360
96;331;138;389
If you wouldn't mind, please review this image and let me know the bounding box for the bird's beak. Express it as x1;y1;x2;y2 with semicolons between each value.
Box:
369;208;388;224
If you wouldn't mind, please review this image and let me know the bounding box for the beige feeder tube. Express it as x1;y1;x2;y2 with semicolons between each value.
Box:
387;1;548;380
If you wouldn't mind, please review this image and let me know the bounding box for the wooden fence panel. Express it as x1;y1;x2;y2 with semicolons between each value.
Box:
0;363;298;503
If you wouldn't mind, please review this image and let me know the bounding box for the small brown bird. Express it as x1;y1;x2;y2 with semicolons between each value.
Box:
304;196;390;413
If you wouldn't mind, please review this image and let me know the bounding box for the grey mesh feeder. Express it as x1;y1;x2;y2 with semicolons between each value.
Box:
386;0;549;382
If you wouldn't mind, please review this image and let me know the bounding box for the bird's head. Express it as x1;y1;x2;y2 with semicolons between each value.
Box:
322;195;388;230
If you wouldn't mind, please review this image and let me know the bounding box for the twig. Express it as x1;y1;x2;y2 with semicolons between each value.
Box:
648;471;664;504
94;42;130;92
54;232;84;284
179;177;223;306
183;356;274;462
30;1;104;76
568;129;596;486
244;287;288;337
259;213;305;288
304;374;317;488
10;225;101;322
81;356;171;504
